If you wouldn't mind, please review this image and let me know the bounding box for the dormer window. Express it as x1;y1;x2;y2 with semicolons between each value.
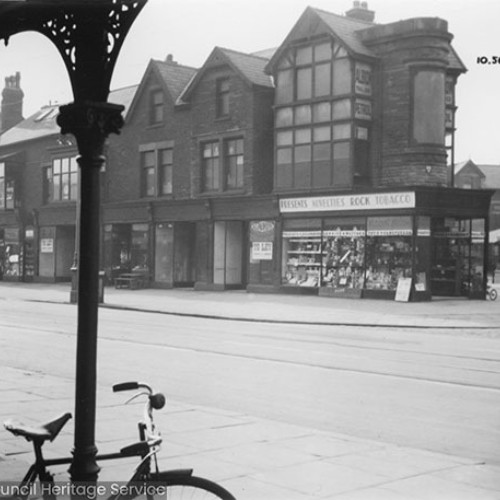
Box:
216;78;230;118
150;89;164;125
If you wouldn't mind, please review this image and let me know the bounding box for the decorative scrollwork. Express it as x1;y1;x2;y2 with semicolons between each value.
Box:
35;1;146;102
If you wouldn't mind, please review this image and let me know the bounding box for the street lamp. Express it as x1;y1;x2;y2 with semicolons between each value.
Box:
0;0;147;481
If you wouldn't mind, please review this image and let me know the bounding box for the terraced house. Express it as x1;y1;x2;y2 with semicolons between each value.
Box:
0;2;493;301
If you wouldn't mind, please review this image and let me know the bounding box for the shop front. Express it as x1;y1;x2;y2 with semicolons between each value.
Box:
103;223;150;285
278;188;493;300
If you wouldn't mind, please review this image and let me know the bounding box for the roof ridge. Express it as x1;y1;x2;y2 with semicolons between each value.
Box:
311;6;375;26
110;83;139;93
152;59;198;71
216;46;271;61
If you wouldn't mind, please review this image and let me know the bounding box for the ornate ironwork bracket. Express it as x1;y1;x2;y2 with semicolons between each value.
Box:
0;0;147;102
57;101;125;159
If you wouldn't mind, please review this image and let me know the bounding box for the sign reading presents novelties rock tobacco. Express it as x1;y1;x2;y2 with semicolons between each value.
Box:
279;192;416;213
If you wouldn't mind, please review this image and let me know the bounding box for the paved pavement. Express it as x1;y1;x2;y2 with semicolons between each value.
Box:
1;281;500;499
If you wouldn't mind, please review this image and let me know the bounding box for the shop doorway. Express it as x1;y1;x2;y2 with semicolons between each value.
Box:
430;218;486;298
213;221;246;289
154;222;195;287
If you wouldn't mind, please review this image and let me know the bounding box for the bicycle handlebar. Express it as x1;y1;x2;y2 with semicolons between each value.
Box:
113;381;152;393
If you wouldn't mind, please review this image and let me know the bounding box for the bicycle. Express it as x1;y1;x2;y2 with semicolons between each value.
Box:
487;284;498;301
3;381;236;499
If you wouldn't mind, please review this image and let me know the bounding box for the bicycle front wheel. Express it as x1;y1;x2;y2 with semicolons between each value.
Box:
137;473;236;500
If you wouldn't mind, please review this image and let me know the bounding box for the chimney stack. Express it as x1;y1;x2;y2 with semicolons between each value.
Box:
346;1;375;23
1;72;24;133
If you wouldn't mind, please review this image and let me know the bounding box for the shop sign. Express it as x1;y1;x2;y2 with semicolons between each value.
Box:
251;242;273;261
250;221;275;242
395;277;412;302
355;63;372;96
280;192;415;213
41;238;54;253
354;99;372;120
4;227;19;243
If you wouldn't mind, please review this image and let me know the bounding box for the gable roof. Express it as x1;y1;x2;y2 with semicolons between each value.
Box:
153;59;198;100
265;7;376;74
178;46;274;103
455;159;485;177
477;164;500;189
0;84;138;147
126;58;197;118
455;160;500;189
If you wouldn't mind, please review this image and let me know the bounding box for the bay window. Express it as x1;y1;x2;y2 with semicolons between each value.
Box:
274;39;371;190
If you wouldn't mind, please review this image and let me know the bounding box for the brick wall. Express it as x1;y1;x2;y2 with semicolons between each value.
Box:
360;18;453;187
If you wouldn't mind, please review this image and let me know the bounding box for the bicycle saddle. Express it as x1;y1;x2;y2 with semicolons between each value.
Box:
4;412;72;443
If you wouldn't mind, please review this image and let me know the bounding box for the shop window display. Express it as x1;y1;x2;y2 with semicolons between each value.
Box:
365;216;413;291
321;219;365;291
282;219;322;287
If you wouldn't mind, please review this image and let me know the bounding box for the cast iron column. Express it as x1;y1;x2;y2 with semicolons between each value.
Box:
58;102;124;481
0;0;147;482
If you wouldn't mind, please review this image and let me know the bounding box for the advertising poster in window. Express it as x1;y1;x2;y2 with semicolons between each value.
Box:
250;221;275;262
355;63;372;96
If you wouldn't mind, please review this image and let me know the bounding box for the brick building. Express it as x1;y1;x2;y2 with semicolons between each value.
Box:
0;84;136;282
0;2;493;300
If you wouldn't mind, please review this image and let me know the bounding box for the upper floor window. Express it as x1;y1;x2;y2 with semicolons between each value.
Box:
150;89;164;125
0;162;14;209
201;137;244;192
216;78;230;117
45;155;78;203
141;146;173;197
275;41;351;105
225;138;244;189
202;142;220;191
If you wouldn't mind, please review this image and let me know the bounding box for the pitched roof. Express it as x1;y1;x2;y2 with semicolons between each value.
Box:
178;47;273;103
0;84;138;147
152;59;197;100
477;164;500;189
313;8;375;58
265;7;376;73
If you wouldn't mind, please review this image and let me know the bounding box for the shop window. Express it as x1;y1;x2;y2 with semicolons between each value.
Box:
365;216;413;291
150;89;164;125
0;227;20;278
216;78;230;118
322;218;366;291
0;163;15;210
45;155;78;203
282;219;322;287
413;70;445;144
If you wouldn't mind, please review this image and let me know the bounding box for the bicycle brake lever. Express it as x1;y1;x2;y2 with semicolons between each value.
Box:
124;391;149;405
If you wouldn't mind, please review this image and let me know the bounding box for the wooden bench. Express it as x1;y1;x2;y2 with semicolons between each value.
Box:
114;272;148;290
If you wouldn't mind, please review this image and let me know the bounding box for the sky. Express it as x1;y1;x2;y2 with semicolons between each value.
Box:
0;0;499;164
